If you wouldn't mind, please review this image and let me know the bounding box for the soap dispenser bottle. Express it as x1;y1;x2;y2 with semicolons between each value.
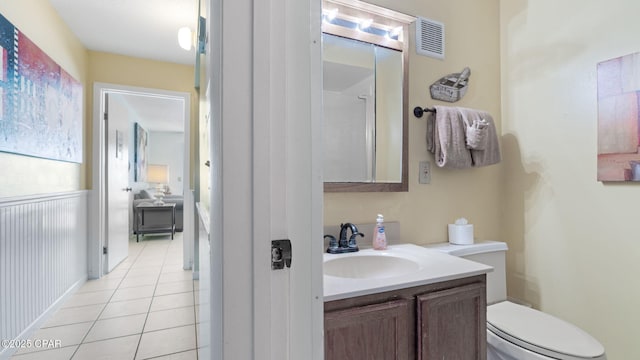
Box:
373;214;387;250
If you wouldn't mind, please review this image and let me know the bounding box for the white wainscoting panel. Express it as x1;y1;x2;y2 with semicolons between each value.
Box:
0;191;88;358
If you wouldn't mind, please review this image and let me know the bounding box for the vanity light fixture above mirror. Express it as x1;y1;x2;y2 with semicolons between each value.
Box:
322;0;415;192
321;0;411;50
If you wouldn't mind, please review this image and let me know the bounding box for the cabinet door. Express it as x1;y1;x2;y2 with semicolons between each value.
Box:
417;283;486;360
325;299;410;360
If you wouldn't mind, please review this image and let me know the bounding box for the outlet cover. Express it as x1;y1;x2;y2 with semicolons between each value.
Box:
419;161;431;184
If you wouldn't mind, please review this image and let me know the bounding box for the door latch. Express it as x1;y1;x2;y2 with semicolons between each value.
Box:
271;239;292;270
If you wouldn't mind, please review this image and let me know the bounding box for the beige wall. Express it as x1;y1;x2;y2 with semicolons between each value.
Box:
0;0;89;197
324;0;503;245
501;0;640;358
86;51;197;188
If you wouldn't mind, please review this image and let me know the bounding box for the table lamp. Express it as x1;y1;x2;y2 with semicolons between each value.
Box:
147;164;169;205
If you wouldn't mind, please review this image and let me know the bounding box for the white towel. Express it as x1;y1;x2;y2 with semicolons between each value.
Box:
465;118;489;150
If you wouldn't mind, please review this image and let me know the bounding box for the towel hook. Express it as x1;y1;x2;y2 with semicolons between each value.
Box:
413;106;436;118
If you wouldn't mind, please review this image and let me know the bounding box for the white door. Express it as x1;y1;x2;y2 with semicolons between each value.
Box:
207;0;323;358
105;93;130;272
258;0;324;358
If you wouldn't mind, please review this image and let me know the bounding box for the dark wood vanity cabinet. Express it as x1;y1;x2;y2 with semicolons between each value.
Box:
325;299;410;360
417;282;486;359
324;276;487;360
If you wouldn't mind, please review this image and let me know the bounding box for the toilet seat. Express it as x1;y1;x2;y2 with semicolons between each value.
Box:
487;301;606;360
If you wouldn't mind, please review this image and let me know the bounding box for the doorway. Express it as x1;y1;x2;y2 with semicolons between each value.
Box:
90;83;192;279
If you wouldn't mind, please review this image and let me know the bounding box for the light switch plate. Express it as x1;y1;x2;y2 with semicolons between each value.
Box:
419;161;431;184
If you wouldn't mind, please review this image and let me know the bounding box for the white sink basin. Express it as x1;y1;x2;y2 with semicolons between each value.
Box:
324;254;420;279
323;244;493;302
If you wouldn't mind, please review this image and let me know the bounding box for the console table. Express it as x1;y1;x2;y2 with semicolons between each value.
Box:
134;203;176;242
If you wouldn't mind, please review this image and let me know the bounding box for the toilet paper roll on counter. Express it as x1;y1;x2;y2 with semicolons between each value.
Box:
448;218;474;245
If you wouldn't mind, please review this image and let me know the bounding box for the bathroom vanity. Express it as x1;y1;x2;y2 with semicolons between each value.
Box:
323;244;491;360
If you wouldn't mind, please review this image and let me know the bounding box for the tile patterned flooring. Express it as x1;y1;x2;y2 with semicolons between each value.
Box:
11;233;199;360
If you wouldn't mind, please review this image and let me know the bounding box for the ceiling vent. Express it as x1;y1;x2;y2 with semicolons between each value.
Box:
415;16;445;60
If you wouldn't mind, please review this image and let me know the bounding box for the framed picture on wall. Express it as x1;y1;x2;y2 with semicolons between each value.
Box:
115;130;123;159
0;13;83;163
135;123;148;182
597;52;640;182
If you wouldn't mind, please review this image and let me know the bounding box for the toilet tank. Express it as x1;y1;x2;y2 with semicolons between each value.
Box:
425;241;508;304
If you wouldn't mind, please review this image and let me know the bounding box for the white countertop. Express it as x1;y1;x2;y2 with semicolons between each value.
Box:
324;243;492;302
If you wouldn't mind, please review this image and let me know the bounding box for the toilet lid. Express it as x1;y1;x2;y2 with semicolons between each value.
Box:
487;301;605;359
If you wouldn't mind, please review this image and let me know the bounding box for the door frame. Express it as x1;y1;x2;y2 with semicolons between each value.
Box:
89;82;192;278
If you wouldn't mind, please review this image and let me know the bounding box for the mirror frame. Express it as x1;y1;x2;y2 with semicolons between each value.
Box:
322;0;413;192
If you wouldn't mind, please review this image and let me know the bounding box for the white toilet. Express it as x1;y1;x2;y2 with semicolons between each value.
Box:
427;241;606;360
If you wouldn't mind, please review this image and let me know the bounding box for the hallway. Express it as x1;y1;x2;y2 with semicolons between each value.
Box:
10;233;198;360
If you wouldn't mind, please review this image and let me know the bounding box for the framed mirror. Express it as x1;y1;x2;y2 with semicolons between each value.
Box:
322;0;413;192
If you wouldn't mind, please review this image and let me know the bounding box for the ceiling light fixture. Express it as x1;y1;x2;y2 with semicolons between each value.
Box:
178;27;193;51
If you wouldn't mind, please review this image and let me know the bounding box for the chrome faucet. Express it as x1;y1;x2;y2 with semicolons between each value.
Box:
326;223;363;254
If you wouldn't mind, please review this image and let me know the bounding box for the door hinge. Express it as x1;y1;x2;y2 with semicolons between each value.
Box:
271;239;292;270
103;246;108;255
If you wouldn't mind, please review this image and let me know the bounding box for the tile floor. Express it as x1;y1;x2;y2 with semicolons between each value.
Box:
11;233;199;360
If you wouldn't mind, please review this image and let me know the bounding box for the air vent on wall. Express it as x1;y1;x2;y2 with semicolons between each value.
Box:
415;16;445;60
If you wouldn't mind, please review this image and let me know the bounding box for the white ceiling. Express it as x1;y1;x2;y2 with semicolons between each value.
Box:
113;93;186;133
49;0;198;133
49;0;199;66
